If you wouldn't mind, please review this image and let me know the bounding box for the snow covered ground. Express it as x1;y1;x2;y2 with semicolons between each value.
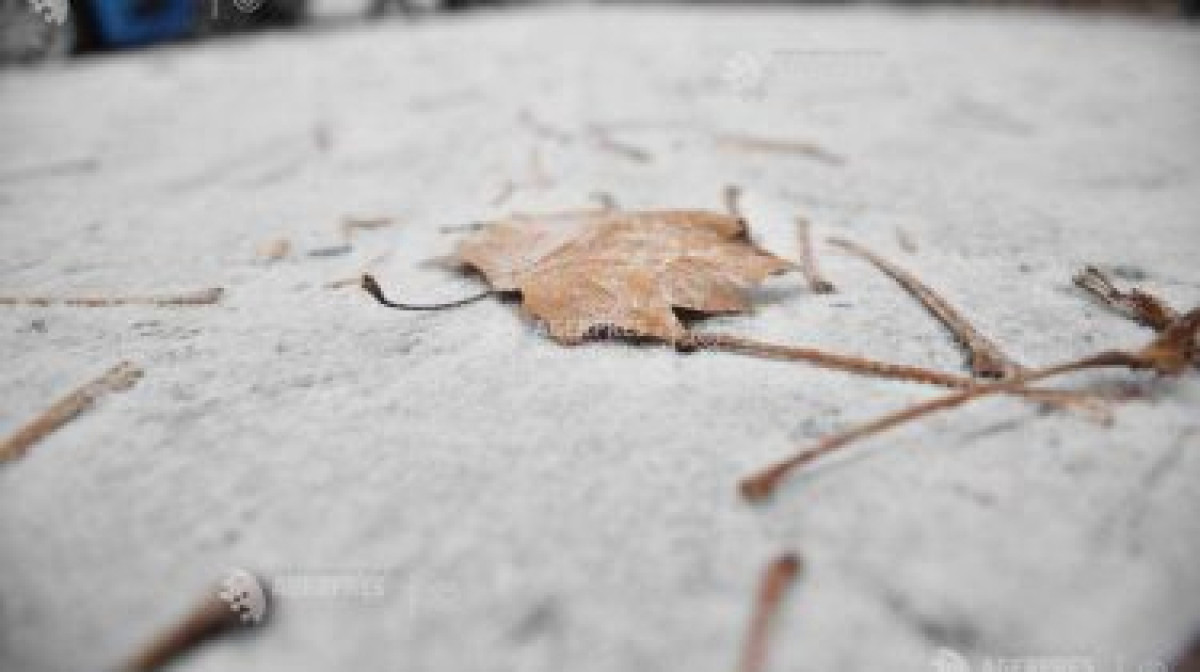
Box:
1;4;1199;671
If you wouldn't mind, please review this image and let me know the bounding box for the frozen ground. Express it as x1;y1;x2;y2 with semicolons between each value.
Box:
1;4;1199;671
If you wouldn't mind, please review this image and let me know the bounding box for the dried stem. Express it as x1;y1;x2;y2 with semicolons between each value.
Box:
715;133;844;166
737;553;803;672
518;108;574;144
740;348;1164;502
340;216;394;243
0;288;222;307
592;191;620;212
1;361;143;462
794;217;835;294
830;237;1022;380
1073;266;1178;331
590;126;653;163
121;574;265;672
688;330;1100;414
361;274;492;311
1138;306;1200;374
689;331;976;388
723;185;743;219
490;179;518;207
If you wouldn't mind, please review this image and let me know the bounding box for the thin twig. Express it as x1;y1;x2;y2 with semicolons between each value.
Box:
591;126;653;163
591;191;620;212
340;216;394;243
715;133;843;166
491;179;518;207
1074;266;1178;331
361;274;492;311
121;572;267;672
830;237;1022;380
689;331;976;388
688;330;1104;415
794;217;835;294
518;109;574;144
737;553;803;672
738;318;1200;501
1;362;142;462
0;288;223;307
723;185;743;219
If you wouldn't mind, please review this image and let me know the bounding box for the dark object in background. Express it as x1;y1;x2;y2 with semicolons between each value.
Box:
200;0;307;33
0;0;305;64
1177;631;1200;672
0;0;85;62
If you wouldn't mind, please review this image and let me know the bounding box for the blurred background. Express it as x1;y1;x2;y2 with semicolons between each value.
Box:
2;0;1197;66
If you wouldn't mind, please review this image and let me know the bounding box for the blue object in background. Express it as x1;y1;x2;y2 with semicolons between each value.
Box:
86;0;197;47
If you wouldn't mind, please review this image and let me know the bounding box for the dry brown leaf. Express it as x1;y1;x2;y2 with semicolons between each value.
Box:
454;209;795;344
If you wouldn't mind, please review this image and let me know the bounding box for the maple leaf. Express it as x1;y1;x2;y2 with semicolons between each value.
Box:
453;209;795;345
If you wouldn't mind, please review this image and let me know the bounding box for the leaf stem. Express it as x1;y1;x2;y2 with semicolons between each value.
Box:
361;274;492;311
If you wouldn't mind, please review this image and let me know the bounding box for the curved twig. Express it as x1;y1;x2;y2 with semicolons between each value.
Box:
360;274;492;311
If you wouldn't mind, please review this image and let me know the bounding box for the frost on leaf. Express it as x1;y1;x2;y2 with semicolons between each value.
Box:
454;209;795;345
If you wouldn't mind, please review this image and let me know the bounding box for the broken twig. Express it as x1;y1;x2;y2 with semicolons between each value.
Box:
590;126;653;163
795;217;835;294
715;133;843;166
592;191;620;212
122;571;267;672
1074;266;1178;332
737;553;802;672
1;362;142;462
723;185;743;219
340;216;394;243
0;288;222;307
830;237;1022;380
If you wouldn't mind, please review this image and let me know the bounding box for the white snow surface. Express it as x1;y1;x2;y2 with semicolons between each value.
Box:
1;5;1199;672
